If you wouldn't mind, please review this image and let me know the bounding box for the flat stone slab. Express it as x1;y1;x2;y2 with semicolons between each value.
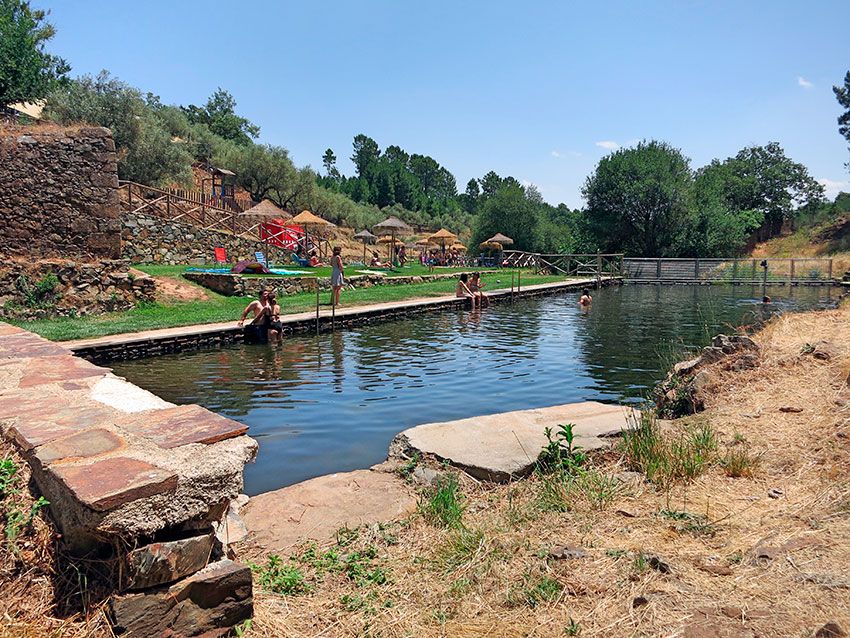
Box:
35;428;124;465
49;457;178;512
240;469;416;553
1;400;119;451
13;354;107;389
390;401;638;481
124;532;215;590
124;404;248;449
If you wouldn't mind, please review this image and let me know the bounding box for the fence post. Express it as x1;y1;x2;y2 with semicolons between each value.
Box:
166;194;171;218
656;258;661;281
752;259;757;281
127;184;133;210
828;259;833;282
732;259;738;282
596;251;602;289
790;259;795;283
315;280;320;335
694;258;700;280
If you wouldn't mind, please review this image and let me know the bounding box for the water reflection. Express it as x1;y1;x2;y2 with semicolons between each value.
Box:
112;285;835;494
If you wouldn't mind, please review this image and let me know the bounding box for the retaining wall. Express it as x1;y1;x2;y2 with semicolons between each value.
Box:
121;210;293;265
0;125;121;259
0;259;156;320
183;270;501;297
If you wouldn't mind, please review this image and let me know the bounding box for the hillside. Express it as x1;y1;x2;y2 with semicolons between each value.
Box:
751;214;850;276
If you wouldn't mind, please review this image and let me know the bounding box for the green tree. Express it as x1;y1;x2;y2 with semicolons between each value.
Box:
0;0;69;107
321;148;339;180
219;143;301;207
181;88;259;146
472;184;542;251
833;71;850;168
582;140;693;256
717;142;823;240
351;134;380;177
44;72;192;186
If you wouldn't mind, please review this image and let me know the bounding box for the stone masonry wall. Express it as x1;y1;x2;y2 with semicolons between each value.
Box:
0;259;156;320
122;210;292;265
0;124;121;259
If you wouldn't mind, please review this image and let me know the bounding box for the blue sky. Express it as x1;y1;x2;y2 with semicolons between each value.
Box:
47;0;849;208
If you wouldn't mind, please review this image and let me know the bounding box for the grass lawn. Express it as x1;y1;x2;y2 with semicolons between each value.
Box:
135;263;498;280
13;272;572;342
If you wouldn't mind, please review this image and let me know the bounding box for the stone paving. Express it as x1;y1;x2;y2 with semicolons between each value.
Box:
0;321;259;635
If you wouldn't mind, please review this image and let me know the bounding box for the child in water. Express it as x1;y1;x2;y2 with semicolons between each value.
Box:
579;288;593;307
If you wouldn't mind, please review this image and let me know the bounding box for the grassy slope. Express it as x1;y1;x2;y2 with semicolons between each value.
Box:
751;216;850;275
13;271;567;341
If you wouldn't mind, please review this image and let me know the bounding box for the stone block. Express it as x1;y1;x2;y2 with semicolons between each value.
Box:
124;404;248;449
110;559;252;638
50;457;178;512
15;354;107;389
124;532;214;590
34;428;124;465
3;402;117;451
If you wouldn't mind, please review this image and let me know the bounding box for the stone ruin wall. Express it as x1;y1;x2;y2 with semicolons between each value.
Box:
0;124;121;260
0;125;155;318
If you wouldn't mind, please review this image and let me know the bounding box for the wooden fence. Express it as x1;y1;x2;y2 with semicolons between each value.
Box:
501;251;624;278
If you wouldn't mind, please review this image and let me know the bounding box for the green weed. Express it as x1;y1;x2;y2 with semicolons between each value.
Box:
0;456;49;551
419;473;464;528
565;618;582;635
537;423;587;474
251;554;309;595
438;527;485;572
507;572;564;607
398;453;421;480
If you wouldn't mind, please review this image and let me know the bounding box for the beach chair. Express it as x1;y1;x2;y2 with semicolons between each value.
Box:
255;251;269;269
214;247;228;264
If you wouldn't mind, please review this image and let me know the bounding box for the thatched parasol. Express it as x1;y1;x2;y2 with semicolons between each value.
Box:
289;210;334;257
451;242;467;251
240;199;291;219
484;232;513;246
428;228;458;255
373;216;413;263
353;229;377;263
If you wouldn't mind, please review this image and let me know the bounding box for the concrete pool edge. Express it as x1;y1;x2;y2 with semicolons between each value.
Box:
66;276;621;363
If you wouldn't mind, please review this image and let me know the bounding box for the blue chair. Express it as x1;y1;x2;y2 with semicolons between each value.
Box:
255;251;269;268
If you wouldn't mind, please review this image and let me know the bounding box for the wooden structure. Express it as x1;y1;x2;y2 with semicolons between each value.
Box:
621;257;837;284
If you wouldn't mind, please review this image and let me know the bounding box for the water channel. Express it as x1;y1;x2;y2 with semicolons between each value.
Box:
111;284;838;495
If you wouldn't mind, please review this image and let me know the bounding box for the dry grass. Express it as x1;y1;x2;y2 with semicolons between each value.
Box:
247;299;850;637
0;442;112;638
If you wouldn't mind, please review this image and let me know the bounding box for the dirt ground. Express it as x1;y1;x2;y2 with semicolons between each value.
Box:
248;298;850;638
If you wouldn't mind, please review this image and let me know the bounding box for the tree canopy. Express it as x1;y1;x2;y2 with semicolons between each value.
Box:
181;88;259;146
834;71;850;169
0;0;69;107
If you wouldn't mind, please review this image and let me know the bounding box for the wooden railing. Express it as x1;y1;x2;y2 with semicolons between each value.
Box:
118;180;332;257
622;257;836;284
501;251;624;279
166;187;253;214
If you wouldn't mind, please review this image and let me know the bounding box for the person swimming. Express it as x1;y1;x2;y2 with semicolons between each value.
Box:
579;288;593;307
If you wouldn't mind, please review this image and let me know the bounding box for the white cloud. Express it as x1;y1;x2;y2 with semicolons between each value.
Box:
595;140;620;150
818;177;849;200
797;76;813;89
551;149;582;159
550;150;562;158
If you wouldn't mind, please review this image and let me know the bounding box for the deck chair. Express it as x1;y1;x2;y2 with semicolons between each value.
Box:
214;247;228;264
255;251;269;268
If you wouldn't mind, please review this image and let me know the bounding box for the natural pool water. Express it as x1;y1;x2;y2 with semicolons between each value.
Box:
111;284;838;495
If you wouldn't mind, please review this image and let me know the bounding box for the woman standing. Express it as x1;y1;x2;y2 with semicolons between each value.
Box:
331;246;345;306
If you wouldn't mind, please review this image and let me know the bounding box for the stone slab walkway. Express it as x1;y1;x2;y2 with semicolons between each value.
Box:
63;278;607;351
390;401;638;481
239;469;417;554
0;322;257;550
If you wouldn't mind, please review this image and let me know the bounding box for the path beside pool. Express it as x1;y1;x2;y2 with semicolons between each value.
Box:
63;277;619;360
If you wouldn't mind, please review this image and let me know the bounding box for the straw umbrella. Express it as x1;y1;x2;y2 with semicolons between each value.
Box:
289;210;334;258
482;232;514;264
451;242;467;251
373;216;413;264
353;229;377;264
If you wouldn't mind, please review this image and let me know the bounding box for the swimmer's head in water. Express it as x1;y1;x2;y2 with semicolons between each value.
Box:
582;288;590;296
762;296;772;303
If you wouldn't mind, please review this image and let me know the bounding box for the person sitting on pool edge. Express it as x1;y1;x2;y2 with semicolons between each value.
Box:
469;272;489;307
238;288;272;344
579;288;593;307
267;292;283;342
456;273;478;309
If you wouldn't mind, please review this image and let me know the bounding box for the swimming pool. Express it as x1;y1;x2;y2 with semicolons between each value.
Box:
111;284;839;495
